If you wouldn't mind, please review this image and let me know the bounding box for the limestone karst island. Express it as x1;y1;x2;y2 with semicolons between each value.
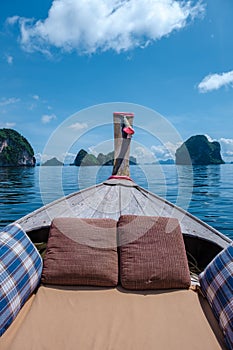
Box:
175;135;225;165
71;149;137;166
0;129;35;167
0;129;226;167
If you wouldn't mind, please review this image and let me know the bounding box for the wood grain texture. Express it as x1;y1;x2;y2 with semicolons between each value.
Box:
112;113;134;176
16;178;231;249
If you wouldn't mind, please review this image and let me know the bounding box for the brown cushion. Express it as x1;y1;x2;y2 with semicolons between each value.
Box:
118;215;191;290
41;217;118;286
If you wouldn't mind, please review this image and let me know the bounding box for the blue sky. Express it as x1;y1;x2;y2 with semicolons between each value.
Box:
0;0;233;164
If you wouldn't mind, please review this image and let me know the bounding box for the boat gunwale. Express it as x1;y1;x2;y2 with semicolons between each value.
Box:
136;184;232;245
16;182;104;225
15;178;232;246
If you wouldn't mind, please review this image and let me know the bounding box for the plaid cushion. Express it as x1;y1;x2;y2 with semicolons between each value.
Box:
0;223;42;336
199;244;233;350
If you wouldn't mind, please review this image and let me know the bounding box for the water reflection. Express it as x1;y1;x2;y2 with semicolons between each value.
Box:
192;165;221;196
0;167;35;188
175;165;193;209
0;165;232;239
0;167;40;227
189;165;225;232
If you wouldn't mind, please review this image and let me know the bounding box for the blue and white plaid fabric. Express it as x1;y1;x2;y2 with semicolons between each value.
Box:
0;223;42;336
199;244;233;350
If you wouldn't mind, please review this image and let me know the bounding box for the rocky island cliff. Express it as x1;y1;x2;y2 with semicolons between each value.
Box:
175;135;225;165
0;129;35;167
71;149;137;166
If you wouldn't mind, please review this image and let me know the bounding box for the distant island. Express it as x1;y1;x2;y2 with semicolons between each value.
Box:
42;157;64;166
175;135;225;165
152;159;175;165
71;149;137;166
0;128;35;167
1;128;229;167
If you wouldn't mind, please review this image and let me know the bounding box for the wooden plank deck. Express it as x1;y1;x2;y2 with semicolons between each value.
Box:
16;178;231;249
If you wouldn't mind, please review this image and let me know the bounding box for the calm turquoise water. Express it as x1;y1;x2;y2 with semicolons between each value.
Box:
0;164;232;239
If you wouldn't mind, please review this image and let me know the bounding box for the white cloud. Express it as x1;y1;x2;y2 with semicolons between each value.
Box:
34;153;54;164
132;146;155;164
198;70;233;93
149;138;233;162
88;147;98;157
62;152;76;164
132;142;182;164
68;122;88;131
0;97;20;106
8;0;204;55
6;16;20;25
33;94;40;100
5;54;13;65
87;140;114;157
202;136;233;161
35;152;76;164
28;103;36;111
0;122;16;128
165;141;182;155
41;113;56;124
5;122;16;128
204;134;215;142
219;138;233;160
151;145;168;157
151;141;181;160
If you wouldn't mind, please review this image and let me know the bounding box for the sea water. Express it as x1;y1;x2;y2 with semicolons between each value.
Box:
0;164;232;239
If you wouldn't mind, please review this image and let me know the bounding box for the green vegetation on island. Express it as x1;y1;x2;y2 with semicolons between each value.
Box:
175;135;225;165
42;157;64;166
0;128;227;168
71;149;137;166
72;149;99;166
0;128;35;167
